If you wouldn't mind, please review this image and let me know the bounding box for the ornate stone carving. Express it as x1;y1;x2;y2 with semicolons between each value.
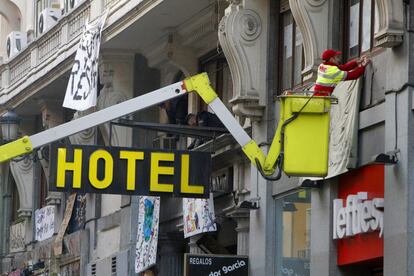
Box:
10;158;33;217
289;0;327;81
69;110;97;145
97;63;130;147
305;0;327;7
374;0;404;48
218;4;265;120
39;100;64;205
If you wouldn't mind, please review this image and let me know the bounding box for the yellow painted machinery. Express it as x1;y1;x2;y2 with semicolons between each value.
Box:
0;73;336;180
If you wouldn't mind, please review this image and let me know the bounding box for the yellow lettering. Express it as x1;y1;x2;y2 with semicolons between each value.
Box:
56;148;82;188
120;151;144;190
89;150;113;189
180;154;204;194
150;152;174;192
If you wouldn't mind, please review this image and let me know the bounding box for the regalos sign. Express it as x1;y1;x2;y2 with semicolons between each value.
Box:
49;144;211;198
333;192;384;239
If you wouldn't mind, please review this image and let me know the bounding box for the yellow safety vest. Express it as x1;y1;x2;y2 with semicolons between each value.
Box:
315;64;347;88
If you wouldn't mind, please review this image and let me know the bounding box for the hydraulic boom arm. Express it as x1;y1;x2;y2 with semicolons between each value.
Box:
0;73;281;176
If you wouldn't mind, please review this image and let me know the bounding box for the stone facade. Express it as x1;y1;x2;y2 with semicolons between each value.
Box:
0;0;412;275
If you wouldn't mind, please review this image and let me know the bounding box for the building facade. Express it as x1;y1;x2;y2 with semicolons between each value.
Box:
0;0;411;275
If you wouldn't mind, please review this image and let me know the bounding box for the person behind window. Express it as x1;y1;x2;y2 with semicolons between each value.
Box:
185;111;225;149
159;94;188;125
313;49;370;96
186;111;224;128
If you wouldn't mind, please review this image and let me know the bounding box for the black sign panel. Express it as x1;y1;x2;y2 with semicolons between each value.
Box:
184;254;248;276
49;144;211;198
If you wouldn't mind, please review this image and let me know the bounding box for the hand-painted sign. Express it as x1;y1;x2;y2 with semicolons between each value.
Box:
49;144;211;197
63;12;107;111
183;194;217;238
135;196;160;273
35;205;55;242
184;254;248;276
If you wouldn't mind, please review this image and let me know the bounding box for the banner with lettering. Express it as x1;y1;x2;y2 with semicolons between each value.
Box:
63;12;107;111
135;196;160;273
35;205;55;242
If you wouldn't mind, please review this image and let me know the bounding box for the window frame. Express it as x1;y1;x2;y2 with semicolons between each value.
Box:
343;0;377;62
198;49;230;112
278;6;304;94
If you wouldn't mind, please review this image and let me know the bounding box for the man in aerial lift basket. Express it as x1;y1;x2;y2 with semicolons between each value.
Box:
313;49;370;96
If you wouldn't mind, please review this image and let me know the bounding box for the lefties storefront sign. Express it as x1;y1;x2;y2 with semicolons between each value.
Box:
334;165;384;265
49;144;211;198
333;192;384;239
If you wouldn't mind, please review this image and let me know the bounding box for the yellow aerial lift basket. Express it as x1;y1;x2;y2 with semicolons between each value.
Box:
259;91;337;180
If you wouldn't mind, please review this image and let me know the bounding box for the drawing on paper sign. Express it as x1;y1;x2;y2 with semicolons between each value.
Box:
35;205;55;242
135;196;160;273
183;194;217;238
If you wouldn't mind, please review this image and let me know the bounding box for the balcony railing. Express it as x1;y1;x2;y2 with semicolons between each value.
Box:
38;29;62;63
0;0;151;104
105;0;122;8
10;53;31;85
68;6;90;41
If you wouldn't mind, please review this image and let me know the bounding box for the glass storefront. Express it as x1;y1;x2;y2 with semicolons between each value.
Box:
275;190;311;276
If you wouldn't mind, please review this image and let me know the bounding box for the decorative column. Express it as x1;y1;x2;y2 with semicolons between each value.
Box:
288;0;331;81
225;208;250;255
158;233;185;276
218;0;266;121
97;51;134;217
188;235;204;254
9;158;33;218
374;0;404;47
219;2;274;275
39;99;65;206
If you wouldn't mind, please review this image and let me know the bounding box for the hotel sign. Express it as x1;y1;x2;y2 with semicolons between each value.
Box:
49;144;211;198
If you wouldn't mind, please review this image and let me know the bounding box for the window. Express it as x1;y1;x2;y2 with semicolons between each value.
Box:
275;190;311;276
344;0;379;60
279;4;304;92
198;50;232;111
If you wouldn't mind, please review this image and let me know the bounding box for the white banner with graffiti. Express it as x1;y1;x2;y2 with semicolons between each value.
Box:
63;12;107;111
35;205;55;242
135;196;160;273
183;194;217;238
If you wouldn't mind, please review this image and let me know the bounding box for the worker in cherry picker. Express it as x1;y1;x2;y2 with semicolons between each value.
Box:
313;49;370;96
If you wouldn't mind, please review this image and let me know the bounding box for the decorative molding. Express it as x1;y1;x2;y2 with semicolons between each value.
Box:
289;0;322;82
69;109;97;145
97;63;130;147
374;0;404;48
218;4;266;120
305;0;327;8
10;158;33;217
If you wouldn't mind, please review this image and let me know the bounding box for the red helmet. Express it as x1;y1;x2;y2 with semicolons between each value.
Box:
322;49;342;61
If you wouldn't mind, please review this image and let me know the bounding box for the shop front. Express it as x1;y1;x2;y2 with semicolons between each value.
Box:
335;165;384;274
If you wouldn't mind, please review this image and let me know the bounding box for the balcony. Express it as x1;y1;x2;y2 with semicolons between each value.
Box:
0;0;217;111
0;0;159;108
